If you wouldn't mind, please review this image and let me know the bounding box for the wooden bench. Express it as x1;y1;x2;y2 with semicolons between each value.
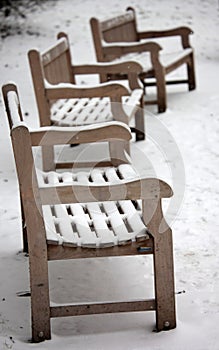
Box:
2;83;176;342
90;6;196;113
28;32;145;170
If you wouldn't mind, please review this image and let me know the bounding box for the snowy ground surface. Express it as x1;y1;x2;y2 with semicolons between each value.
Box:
0;0;219;349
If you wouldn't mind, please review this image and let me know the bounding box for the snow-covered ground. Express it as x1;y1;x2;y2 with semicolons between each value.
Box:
0;0;219;349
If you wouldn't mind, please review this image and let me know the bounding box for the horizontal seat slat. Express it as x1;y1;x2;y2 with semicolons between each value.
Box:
86;203;116;247
57;219;79;247
69;204;98;248
42;206;60;244
50;90;141;126
118;201;148;239
39;165;149;248
102;202;132;244
118;164;139;180
47;172;60;184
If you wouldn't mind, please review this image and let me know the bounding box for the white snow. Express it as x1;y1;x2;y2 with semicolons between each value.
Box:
0;0;219;349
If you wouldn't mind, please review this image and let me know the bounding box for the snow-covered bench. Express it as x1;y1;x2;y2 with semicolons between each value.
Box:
90;6;196;113
28;32;145;170
2;83;176;342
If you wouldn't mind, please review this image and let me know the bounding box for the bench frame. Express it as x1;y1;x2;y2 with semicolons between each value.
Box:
28;32;145;171
2;83;176;342
90;6;196;113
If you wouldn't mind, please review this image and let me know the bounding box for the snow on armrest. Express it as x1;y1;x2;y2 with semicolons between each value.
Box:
7;91;25;128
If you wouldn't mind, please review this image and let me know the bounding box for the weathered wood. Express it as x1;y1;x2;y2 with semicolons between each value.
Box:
11;125;51;342
142;198;176;330
30;123;131;146
103;41;162;58
28;50;51;126
50;299;156;318
42;38;69;66
71;61;143;75
55;160;114;169
90;6;196;113
39;177;172;207
28;32;145;171
46;83;129;100
138;26;193;48
2;84;176;342
47;237;153;260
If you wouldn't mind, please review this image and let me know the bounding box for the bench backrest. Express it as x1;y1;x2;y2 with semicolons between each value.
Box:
90;7;138;61
42;33;74;85
28;32;74;126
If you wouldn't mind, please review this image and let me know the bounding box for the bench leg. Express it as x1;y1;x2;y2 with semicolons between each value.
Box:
135;100;145;141
24;200;51;342
153;228;176;331
187;52;196;91
143;198;176;331
155;66;167;113
29;250;51;342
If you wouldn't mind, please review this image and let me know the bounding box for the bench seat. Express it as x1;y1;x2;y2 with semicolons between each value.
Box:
38;164;149;248
50;89;143;126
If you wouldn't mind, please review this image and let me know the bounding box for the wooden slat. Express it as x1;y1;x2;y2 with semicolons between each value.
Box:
76;171;90;184
39;178;172;206
41;167;149;248
39;166;171;248
60;172;75;183
46;172;60;184
42;38;68;66
88;168;126;246
117;164;139;180
69;203;99;248
86;203;116;247
101;12;135;32
52;205;79;246
51;91;142;127
104;167;121;183
47;237;153;260
89;166;147;244
42;206;60;245
68;98;110;125
102;201;132;244
119;201;148;239
56;160;113;169
57;218;78;247
50;299;156;318
51;97;112;125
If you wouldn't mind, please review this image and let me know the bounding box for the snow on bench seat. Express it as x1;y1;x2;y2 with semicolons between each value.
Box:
50;90;142;126
38;164;149;248
112;48;193;73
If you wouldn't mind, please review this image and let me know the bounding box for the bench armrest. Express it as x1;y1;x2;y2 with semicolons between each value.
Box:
72;60;143;75
102;41;162;57
40;177;172;205
45;80;130;100
138;26;193;48
39;175;172;236
30;121;132;146
71;61;143;90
